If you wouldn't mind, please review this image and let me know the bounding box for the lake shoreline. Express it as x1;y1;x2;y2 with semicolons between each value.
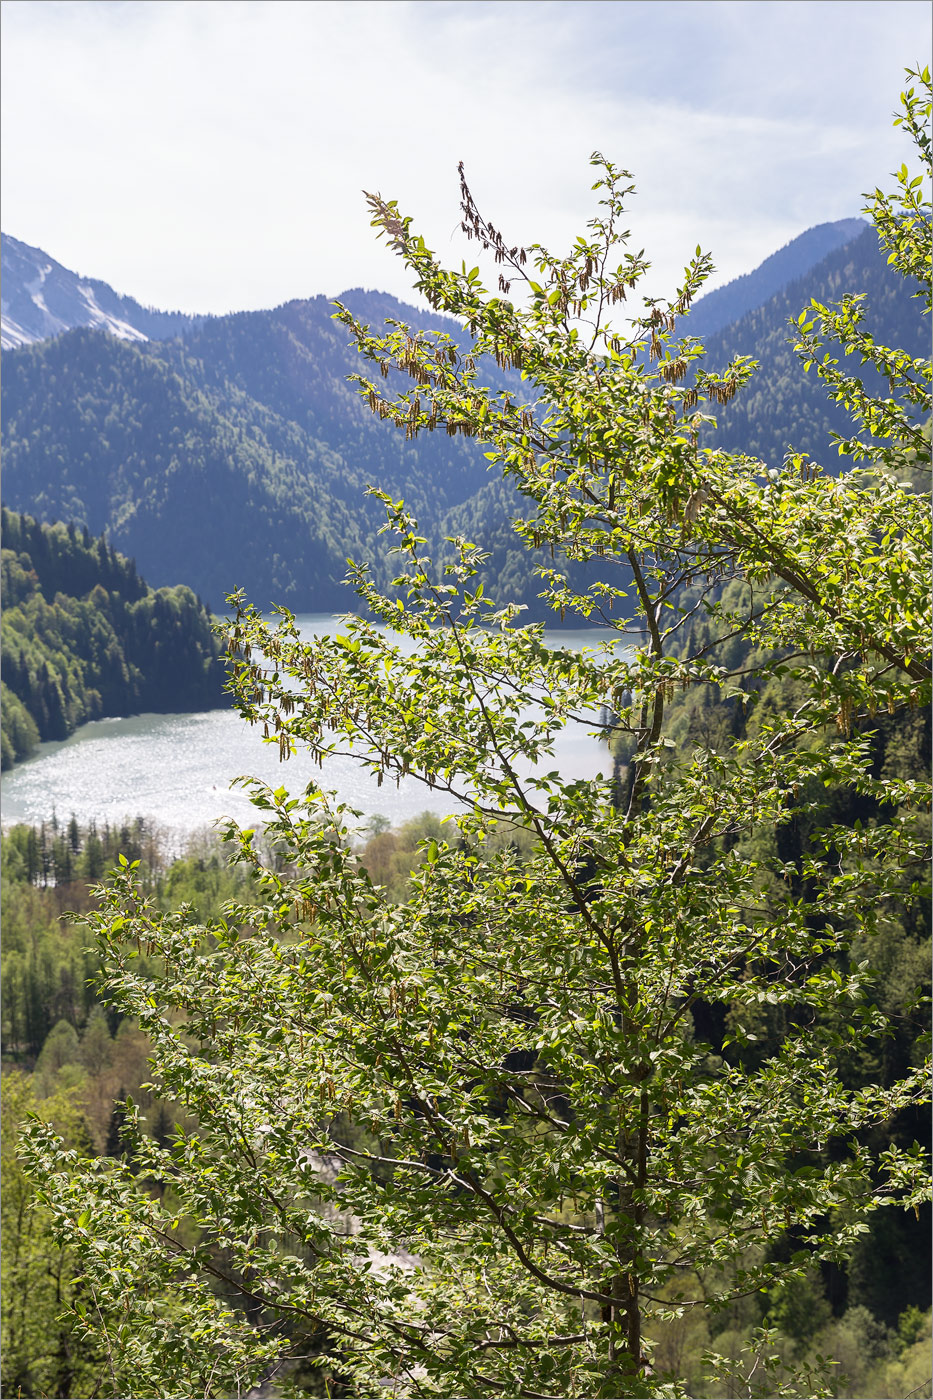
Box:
1;616;625;839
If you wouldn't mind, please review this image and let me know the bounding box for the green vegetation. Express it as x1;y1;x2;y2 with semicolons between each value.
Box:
703;222;928;468
2;1073;102;1400
1;817;250;1065
15;70;930;1399
2;792;929;1398
1;508;225;767
1;817;256;1399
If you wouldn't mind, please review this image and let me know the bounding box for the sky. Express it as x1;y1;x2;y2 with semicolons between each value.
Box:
1;0;930;316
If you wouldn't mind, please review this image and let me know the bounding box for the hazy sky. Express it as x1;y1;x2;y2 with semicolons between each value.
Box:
2;0;930;315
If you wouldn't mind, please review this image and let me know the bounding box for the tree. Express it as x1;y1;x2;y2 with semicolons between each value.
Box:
22;71;930;1399
2;1073;99;1399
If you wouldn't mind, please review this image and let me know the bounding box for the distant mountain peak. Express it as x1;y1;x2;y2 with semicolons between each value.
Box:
686;218;870;340
1;234;202;350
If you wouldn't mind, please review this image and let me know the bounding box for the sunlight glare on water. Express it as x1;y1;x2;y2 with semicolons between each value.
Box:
1;615;629;840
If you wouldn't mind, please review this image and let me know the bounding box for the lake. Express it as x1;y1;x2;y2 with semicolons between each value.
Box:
1;615;627;844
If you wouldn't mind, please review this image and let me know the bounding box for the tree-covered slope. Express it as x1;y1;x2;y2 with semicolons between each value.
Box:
1;509;225;769
166;289;503;520
1;231;925;618
699;223;929;467
684;217;867;339
0;297;511;611
0;329;383;609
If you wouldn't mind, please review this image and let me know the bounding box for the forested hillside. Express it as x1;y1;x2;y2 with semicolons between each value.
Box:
702;222;929;466
683;217;867;339
0;296;528;610
1;509;225;768
2;220;924;618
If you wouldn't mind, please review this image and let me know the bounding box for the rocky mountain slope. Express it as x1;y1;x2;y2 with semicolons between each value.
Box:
1;234;200;350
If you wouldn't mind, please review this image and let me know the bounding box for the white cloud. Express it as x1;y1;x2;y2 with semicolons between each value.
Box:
2;0;929;314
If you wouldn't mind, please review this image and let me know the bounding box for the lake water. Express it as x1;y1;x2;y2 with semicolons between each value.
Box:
1;616;627;843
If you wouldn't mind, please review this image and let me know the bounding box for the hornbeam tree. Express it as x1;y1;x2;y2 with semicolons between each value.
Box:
24;70;930;1399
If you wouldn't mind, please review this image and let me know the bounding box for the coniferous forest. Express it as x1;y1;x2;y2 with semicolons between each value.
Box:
1;66;931;1400
1;508;225;768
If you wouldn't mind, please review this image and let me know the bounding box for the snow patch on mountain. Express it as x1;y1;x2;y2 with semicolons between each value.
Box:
1;234;200;350
73;282;150;342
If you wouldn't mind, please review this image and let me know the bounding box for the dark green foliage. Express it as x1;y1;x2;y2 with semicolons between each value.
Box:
1;508;225;764
847;1204;932;1327
105;1093;128;1160
0;295;512;612
0;682;40;768
651;585;932;1337
700;224;929;467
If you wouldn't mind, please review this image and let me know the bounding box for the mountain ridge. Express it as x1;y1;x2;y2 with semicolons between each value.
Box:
684;217;868;339
1;221;923;616
0;234;204;350
2;218;868;356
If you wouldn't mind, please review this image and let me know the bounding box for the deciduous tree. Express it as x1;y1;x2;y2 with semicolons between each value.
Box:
23;69;930;1400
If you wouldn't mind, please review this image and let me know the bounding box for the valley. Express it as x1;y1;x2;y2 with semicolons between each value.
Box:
1;151;929;1400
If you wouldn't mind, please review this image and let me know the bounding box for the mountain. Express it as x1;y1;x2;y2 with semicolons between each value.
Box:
701;223;928;467
1;220;867;356
0;292;519;612
0;234;201;350
684;218;868;340
0;223;925;616
1;508;225;769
